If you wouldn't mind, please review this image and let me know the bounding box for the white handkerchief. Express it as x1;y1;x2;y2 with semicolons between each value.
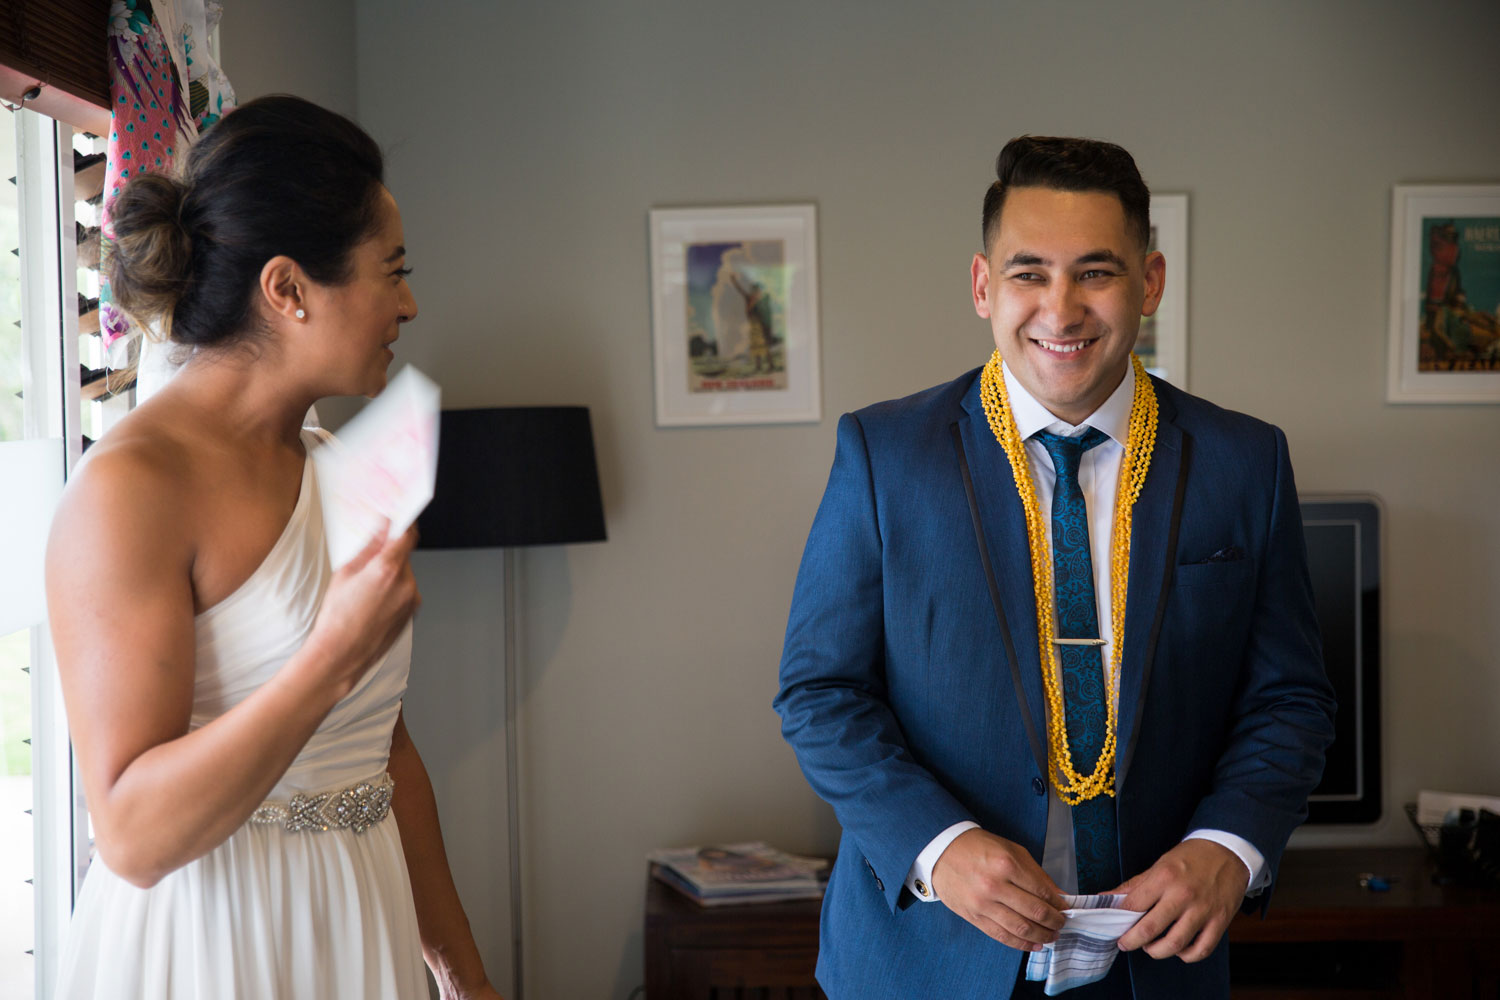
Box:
312;366;440;570
1024;893;1143;996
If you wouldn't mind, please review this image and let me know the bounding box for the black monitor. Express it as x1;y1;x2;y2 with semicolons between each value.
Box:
1298;496;1382;825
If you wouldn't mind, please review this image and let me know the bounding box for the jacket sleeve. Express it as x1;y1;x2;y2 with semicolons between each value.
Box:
773;413;975;911
1187;425;1338;902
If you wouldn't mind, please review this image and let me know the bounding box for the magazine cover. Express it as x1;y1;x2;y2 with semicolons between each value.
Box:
647;842;827;894
650;864;825;907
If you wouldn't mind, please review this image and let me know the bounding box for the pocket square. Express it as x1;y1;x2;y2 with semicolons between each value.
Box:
1024;893;1143;995
1197;545;1244;564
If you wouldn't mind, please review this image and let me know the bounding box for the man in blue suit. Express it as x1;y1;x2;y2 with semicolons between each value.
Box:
774;137;1336;999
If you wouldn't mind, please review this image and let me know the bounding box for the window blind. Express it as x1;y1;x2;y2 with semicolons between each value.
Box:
0;0;110;133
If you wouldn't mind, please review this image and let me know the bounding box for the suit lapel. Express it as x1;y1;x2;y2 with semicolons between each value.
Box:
1114;386;1186;794
955;379;1049;777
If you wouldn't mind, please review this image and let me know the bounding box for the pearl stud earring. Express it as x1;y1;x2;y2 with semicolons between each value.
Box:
295;309;306;319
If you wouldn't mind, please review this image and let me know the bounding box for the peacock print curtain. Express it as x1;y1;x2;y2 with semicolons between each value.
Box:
100;0;234;361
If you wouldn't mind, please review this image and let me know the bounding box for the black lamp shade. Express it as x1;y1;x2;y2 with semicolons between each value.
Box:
417;406;606;549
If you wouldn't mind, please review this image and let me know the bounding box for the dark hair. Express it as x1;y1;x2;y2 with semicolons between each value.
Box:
106;95;385;347
980;135;1151;254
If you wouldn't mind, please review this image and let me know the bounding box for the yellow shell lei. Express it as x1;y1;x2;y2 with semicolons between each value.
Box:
978;351;1158;805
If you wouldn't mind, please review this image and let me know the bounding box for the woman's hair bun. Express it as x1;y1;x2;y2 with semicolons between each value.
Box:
102;95;386;349
105;171;193;335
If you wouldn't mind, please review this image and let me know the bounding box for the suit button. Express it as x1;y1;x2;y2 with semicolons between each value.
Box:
1032;776;1046;796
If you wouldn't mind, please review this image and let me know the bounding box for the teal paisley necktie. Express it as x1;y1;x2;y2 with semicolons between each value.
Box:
1033;427;1121;895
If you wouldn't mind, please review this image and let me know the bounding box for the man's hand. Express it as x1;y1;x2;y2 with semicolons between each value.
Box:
930;829;1066;951
1111;839;1248;962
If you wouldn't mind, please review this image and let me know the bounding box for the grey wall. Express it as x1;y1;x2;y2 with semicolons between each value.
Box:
219;0;356;119
242;1;1500;996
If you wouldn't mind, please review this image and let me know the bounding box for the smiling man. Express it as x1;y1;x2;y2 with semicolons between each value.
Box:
775;136;1336;999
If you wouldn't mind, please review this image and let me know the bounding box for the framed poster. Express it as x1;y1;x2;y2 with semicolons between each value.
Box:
648;204;821;426
1387;184;1500;403
1137;193;1188;389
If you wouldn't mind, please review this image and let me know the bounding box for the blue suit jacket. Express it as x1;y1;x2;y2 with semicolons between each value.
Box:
774;368;1336;999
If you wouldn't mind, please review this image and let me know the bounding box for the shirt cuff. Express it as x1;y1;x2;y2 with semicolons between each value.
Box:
1184;828;1268;894
905;821;980;902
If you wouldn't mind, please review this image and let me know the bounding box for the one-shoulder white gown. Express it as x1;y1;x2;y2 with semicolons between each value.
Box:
56;429;428;998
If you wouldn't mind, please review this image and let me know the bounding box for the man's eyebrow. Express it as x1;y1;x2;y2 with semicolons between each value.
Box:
1001;252;1048;269
1000;249;1130;270
1075;250;1129;269
382;245;407;263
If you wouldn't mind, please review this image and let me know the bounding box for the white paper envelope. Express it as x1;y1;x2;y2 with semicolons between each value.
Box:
313;366;441;570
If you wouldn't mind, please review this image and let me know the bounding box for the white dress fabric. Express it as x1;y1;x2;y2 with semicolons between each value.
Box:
56;428;428;999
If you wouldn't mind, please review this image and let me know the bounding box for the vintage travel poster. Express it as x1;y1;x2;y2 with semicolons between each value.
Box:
1418;217;1500;371
650;203;820;425
683;239;788;393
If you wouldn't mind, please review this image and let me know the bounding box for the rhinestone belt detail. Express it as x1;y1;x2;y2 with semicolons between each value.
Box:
249;774;394;834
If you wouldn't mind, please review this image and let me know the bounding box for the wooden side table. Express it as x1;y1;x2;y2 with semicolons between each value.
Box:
643;848;1500;998
644;865;825;1000
1227;845;1500;998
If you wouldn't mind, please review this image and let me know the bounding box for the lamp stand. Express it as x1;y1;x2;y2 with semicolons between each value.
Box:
504;546;524;1000
416;406;606;999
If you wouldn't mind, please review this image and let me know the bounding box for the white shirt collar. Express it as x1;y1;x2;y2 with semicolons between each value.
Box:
1000;358;1135;447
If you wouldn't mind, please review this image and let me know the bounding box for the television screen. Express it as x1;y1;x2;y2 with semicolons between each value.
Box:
1299;497;1381;825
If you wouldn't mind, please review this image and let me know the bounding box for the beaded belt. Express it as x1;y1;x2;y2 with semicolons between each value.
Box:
248;774;394;834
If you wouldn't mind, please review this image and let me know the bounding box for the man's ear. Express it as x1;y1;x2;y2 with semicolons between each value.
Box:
259;255;306;321
971;252;993;319
1140;250;1166;318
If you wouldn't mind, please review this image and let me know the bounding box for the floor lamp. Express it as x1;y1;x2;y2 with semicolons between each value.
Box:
416;406;607;1000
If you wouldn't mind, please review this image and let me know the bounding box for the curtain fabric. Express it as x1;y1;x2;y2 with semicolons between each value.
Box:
99;0;234;358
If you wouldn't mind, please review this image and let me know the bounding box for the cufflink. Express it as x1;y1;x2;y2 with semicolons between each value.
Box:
914;879;930;898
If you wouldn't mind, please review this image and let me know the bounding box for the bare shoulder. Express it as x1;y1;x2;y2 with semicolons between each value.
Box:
76;410;195;488
46;403;203;589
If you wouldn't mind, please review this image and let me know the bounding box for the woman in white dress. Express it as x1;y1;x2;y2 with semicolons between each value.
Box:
45;95;501;999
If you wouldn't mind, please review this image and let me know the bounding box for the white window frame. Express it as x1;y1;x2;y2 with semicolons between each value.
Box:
15;105;88;1000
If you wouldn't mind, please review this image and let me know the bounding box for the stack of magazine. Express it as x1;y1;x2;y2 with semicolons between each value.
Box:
648;841;828;907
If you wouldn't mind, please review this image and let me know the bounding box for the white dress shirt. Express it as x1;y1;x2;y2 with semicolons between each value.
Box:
905;361;1267;902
